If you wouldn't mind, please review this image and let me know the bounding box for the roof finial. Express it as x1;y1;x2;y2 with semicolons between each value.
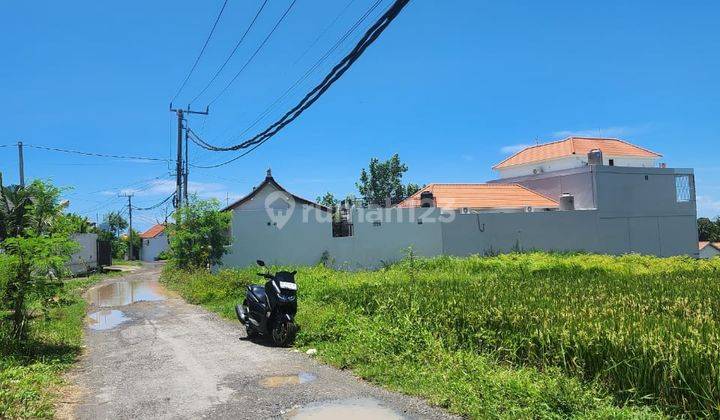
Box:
266;168;272;178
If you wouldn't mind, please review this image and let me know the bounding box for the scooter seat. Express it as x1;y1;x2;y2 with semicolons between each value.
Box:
248;285;267;303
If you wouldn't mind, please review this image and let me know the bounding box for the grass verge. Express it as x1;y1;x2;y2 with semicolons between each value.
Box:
0;271;114;418
162;252;720;418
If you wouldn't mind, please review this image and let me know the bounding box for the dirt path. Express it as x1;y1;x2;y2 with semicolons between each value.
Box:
68;264;456;419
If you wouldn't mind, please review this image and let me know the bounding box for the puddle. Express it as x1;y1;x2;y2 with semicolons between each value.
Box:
289;398;405;420
87;279;166;307
87;310;129;330
260;372;317;388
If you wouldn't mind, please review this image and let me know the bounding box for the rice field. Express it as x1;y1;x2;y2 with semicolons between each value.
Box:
162;253;720;418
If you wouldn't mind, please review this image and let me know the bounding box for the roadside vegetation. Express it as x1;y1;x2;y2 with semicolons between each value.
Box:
0;173;116;418
0;272;112;418
161;253;720;418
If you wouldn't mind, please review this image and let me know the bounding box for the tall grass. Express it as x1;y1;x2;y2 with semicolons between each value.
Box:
162;253;720;418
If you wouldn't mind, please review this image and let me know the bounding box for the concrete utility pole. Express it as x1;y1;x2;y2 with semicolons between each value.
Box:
17;141;25;187
120;193;134;260
169;104;209;209
184;123;189;204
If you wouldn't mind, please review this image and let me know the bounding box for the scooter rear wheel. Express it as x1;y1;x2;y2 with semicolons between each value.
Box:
271;321;297;347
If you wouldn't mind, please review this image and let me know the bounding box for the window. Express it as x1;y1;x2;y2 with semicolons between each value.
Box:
332;220;353;237
608;159;615;166
675;175;693;203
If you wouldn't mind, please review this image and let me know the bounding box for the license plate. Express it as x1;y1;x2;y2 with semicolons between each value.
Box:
279;281;297;291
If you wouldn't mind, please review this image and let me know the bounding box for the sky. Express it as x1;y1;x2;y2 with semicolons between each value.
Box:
1;0;719;231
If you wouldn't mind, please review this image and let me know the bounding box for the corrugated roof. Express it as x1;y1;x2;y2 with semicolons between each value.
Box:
493;137;661;169
396;183;558;209
140;224;165;239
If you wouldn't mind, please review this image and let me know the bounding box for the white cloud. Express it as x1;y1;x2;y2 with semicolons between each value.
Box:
697;195;720;218
102;179;241;203
500;144;532;154
550;125;649;140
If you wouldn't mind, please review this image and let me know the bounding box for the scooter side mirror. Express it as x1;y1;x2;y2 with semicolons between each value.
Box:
256;260;266;267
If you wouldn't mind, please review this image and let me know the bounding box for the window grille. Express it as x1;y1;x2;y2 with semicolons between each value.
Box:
675;175;693;203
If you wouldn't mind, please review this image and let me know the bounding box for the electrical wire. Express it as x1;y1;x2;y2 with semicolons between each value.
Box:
292;0;356;66
25;144;172;162
205;0;298;106
189;0;271;105
188;0;410;167
171;0;230;103
133;193;175;211
197;0;383;159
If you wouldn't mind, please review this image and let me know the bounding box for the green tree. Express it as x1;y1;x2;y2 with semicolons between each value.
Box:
0;174;76;339
406;183;422;198
63;213;93;234
167;196;231;270
698;217;720;242
356;154;419;206
104;211;128;238
316;192;338;208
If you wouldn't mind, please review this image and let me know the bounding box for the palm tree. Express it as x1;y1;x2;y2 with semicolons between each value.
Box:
0;173;31;241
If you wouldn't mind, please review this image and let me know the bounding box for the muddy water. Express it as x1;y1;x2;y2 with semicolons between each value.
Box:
87;310;129;331
87;279;166;307
260;372;317;388
289;398;405;419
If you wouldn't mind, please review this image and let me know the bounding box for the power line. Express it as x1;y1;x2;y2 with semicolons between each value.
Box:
133;193;175;211
292;0;357;66
189;0;271;105
171;0;231;103
205;0;298;106
188;0;411;161
24;144;172;162
194;0;383;166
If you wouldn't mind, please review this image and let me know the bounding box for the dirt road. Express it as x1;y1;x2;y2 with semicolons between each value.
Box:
68;264;456;419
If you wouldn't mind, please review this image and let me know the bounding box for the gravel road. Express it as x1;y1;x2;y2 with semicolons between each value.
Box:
68;264;457;419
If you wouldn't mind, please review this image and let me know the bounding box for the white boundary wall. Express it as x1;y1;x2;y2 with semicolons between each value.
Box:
222;167;698;269
69;233;98;275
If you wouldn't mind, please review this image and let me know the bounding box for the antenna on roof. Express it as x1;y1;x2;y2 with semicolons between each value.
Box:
535;137;540;145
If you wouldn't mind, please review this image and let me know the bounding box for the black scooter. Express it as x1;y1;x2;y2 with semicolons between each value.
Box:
235;260;298;347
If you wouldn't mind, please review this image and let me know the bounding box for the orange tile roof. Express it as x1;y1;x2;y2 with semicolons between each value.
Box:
396;184;558;210
493;137;661;169
140;224;165;239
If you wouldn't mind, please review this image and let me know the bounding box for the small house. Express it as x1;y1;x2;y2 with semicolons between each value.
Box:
140;224;168;262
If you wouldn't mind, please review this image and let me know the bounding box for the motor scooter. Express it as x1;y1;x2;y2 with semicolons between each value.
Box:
235;260;298;347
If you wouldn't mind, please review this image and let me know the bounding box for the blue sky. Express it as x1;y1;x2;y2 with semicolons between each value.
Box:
1;0;719;230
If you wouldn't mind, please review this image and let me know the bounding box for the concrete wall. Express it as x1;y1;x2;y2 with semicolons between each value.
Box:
441;211;602;256
593;166;698;257
222;165;699;269
492;167;597;209
141;233;168;262
69;233;98;275
223;207;445;269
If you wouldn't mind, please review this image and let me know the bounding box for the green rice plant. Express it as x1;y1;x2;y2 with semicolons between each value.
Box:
162;253;720;418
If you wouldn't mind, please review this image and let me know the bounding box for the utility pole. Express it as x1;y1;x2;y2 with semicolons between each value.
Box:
169;104;209;209
184;123;189;204
120;193;134;260
17;141;25;187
